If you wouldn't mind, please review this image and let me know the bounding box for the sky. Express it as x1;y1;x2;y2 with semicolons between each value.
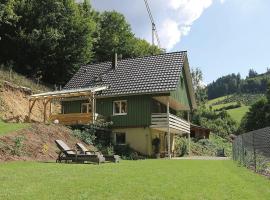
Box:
91;0;270;84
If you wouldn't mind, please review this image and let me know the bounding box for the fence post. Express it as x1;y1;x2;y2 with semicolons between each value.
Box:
252;133;256;172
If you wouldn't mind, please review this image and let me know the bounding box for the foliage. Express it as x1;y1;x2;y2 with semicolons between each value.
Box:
11;135;25;156
93;11;162;62
151;137;160;154
0;1;162;85
174;136;188;156
72;128;96;145
207;70;270;100
113;144;141;160
192;106;238;138
191;67;207;104
214;102;241;112
0;0;97;85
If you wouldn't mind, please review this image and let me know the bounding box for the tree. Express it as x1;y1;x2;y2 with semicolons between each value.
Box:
239;83;270;133
93;11;135;62
191;68;207;104
93;11;162;62
0;0;97;85
248;69;258;78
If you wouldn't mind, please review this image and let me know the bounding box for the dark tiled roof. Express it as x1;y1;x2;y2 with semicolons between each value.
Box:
64;51;187;96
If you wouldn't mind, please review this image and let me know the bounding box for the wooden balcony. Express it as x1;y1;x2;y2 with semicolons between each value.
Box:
150;113;190;134
49;113;94;125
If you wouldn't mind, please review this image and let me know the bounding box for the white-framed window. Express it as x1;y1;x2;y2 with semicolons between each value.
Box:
113;100;127;115
114;132;126;145
81;103;92;113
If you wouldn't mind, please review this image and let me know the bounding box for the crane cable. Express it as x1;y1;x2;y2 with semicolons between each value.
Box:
144;0;161;48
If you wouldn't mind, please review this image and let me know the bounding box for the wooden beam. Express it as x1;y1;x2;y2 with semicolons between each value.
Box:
28;99;37;122
43;99;50;123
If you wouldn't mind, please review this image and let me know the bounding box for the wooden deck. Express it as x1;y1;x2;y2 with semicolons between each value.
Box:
150;113;190;134
50;113;93;125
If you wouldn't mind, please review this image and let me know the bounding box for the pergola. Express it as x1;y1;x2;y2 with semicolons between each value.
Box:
28;86;108;124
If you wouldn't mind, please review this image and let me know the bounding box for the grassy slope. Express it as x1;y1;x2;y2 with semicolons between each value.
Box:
227;106;250;123
0;160;270;200
0;120;29;136
0;68;49;93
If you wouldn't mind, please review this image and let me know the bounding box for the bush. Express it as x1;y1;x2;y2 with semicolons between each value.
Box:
114;144;143;160
72;129;96;145
174;137;188;157
11;136;25;156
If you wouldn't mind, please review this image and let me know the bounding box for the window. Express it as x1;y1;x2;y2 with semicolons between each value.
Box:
113;100;127;115
81;103;92;113
115;132;126;145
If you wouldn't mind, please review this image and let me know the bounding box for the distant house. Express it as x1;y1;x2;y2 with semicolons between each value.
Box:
29;52;197;157
190;124;210;139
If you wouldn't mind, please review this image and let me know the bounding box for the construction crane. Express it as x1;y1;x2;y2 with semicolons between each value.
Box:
144;0;161;48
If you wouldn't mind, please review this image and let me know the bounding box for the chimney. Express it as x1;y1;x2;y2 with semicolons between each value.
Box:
112;52;117;70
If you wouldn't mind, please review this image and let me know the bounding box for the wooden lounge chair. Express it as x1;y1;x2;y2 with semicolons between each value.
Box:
55;140;105;164
76;143;120;163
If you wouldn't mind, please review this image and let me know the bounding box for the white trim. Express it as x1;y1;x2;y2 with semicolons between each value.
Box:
113;100;128;116
30;86;108;99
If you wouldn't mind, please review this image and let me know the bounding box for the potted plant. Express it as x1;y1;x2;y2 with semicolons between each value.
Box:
152;137;161;158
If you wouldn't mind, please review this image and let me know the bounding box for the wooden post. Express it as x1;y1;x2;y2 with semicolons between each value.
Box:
91;93;96;124
167;98;171;159
28;99;37;122
43;99;50;123
187;111;191;156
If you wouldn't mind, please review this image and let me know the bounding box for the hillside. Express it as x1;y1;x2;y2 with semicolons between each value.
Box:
206;93;264;123
207;71;270;100
0;123;95;162
0;69;52;123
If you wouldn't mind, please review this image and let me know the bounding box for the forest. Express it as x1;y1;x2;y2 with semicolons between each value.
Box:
0;0;162;85
207;69;270;99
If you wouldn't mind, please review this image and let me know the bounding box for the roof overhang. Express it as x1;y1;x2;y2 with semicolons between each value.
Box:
29;86;108;100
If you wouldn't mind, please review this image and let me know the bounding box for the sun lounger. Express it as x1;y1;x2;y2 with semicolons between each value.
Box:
76;142;120;163
55;140;105;164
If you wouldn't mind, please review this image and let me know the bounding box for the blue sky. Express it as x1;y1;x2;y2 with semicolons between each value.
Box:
92;0;270;83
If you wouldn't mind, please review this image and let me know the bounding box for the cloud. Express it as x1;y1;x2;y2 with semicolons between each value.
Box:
158;0;216;50
91;0;226;50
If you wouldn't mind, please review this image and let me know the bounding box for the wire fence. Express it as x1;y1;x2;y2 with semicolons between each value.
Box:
232;127;270;176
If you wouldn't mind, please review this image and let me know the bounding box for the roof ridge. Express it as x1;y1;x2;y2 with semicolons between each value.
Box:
84;51;187;67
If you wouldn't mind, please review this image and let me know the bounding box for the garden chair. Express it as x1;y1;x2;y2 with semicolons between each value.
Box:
76;142;120;163
55;140;105;164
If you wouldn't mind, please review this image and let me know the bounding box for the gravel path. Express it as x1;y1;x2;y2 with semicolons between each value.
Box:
172;156;230;160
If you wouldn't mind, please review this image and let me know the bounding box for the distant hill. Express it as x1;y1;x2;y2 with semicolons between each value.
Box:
206;93;265;123
207;71;270;100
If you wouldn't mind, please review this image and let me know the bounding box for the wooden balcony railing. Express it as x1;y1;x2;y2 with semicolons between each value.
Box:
151;113;190;133
50;113;94;125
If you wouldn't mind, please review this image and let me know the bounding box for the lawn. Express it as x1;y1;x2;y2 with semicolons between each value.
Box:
0;160;270;200
227;106;250;123
0;120;29;136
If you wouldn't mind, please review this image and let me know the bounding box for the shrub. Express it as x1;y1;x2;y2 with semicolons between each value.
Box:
174;137;188;157
72;129;96;145
11;136;25;156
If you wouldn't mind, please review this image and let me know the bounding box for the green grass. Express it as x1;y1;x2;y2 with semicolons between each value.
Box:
227;106;250;123
211;102;238;110
0;160;270;200
206;95;232;106
0;120;29;136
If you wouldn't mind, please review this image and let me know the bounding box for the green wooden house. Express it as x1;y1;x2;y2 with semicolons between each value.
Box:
29;51;197;157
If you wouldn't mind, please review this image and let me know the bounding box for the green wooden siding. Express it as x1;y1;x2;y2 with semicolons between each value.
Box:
61;95;152;127
62;100;87;113
96;95;152;127
170;69;192;109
